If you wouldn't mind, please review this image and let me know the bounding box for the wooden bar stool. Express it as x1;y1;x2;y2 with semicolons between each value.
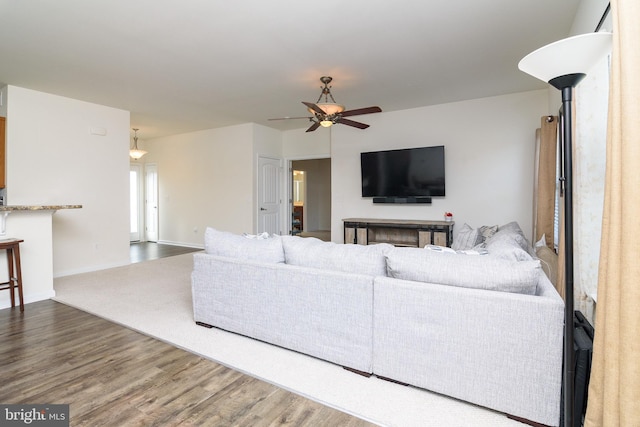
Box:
0;239;25;312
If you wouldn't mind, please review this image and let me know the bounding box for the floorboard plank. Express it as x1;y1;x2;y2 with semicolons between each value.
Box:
0;301;375;426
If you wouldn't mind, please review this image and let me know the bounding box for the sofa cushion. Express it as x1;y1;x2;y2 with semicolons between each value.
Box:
281;235;393;277
204;227;285;263
385;247;541;295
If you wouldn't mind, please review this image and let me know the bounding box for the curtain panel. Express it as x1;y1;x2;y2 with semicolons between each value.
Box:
585;0;640;425
534;116;558;249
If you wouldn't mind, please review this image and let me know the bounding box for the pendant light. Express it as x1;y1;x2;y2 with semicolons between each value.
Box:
129;128;147;160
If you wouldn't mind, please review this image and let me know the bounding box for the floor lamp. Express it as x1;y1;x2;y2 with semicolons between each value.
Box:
518;32;612;427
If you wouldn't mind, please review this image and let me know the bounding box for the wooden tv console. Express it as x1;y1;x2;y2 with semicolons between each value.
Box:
343;218;455;248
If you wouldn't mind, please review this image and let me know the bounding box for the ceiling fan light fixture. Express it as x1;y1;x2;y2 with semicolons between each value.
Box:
270;76;381;132
314;102;345;115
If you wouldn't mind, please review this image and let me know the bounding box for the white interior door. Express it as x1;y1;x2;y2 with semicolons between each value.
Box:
129;164;143;242
258;156;281;235
145;163;159;242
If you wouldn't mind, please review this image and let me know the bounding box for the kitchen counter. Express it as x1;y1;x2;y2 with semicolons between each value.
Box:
0;204;82;211
0;204;83;310
0;205;82;235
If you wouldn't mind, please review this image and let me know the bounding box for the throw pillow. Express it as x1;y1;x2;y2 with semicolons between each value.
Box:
485;222;536;260
242;232;270;239
478;225;498;241
498;221;525;236
451;223;482;251
425;244;488;256
204;227;285;263
385;247;540;295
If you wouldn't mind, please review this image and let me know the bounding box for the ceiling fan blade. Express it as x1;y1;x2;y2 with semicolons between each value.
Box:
340;106;382;117
338;118;370;129
305;121;321;132
302;101;326;116
268;116;312;121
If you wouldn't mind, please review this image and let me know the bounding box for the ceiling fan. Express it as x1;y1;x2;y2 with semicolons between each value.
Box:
270;76;382;132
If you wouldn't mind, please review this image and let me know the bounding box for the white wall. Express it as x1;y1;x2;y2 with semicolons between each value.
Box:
143;123;282;246
283;129;330;159
5;85;130;277
325;90;548;243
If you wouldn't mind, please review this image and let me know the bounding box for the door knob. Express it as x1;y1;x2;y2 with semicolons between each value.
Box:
260;207;267;211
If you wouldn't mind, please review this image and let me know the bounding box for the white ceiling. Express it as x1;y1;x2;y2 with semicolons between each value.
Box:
0;0;581;139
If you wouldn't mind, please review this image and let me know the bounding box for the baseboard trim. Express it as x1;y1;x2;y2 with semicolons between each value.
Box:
156;240;204;249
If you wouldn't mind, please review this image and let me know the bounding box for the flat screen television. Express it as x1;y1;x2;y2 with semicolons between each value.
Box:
361;145;445;199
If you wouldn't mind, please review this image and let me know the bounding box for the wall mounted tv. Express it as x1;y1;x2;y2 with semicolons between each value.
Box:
361;145;445;203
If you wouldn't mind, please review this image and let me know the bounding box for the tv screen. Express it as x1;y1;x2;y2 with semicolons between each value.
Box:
361;145;445;198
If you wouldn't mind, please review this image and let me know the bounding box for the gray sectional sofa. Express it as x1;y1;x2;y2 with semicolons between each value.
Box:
191;226;564;426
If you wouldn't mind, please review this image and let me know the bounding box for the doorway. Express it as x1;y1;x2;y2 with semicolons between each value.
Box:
145;163;158;242
130;162;159;243
257;156;282;235
290;158;331;241
129;164;143;242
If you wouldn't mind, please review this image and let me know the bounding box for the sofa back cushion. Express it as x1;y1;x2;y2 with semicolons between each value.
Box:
281;235;392;277
385;247;541;295
204;227;285;263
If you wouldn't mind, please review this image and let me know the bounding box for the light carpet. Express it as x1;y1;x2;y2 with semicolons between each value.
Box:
53;253;522;427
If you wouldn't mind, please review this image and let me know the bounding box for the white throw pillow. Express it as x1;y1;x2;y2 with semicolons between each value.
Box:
242;232;270;239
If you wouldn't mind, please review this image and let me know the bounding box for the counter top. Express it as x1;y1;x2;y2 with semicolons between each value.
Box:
0;205;82;211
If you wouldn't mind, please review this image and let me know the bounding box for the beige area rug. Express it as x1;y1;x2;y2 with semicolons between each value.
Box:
53;253;522;427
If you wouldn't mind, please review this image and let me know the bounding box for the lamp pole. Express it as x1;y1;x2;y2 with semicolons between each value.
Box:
561;84;576;427
549;73;585;427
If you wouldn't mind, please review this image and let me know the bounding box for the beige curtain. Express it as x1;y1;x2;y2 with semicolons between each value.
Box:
535;116;558;248
585;0;640;425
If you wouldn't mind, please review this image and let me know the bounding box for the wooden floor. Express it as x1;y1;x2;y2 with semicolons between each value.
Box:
130;241;201;263
0;300;375;426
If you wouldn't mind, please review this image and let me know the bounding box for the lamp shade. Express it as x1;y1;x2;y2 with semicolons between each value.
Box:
129;149;147;160
518;32;612;84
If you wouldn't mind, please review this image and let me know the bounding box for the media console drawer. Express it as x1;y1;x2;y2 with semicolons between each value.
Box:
343;218;454;248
